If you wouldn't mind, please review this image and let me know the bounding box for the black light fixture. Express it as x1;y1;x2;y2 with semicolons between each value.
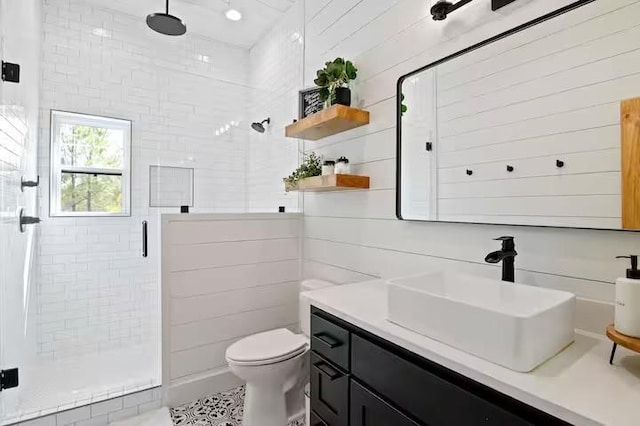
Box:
430;0;475;21
147;0;187;36
492;0;517;11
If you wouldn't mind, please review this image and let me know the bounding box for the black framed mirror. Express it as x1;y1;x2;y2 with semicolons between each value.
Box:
396;0;640;231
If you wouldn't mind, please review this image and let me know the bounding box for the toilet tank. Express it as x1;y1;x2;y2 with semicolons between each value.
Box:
299;279;335;337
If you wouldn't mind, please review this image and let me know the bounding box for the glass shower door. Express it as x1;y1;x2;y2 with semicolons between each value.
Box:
7;110;163;421
0;0;40;420
0;215;5;426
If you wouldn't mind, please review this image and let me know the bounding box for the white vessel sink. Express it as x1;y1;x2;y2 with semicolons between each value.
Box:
386;271;575;372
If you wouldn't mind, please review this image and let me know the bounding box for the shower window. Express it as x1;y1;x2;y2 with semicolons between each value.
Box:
50;111;131;216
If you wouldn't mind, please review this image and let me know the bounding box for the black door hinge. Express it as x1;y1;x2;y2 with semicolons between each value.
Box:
0;368;19;391
1;61;20;83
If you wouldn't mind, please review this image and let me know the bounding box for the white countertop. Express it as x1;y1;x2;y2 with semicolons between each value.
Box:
302;280;640;426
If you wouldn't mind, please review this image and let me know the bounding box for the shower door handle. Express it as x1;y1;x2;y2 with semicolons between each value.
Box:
142;221;148;258
21;175;40;191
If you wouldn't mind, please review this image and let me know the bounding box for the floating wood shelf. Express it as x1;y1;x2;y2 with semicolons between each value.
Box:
285;174;370;192
285;105;370;141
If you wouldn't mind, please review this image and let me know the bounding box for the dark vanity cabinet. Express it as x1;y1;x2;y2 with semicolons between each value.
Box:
310;307;571;426
310;311;350;426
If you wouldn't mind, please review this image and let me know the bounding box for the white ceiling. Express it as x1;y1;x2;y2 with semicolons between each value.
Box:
88;0;296;48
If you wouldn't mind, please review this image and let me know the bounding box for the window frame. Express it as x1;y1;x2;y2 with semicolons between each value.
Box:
50;110;132;217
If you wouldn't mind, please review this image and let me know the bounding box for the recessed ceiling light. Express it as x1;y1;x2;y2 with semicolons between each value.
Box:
225;9;242;21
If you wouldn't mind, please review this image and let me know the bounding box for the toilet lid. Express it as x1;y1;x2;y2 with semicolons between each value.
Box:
226;329;308;365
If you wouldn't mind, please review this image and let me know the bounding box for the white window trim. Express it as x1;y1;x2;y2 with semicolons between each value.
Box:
50;110;132;217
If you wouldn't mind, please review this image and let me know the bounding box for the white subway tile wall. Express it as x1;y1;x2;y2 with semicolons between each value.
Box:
247;1;304;213
12;387;162;426
36;0;251;359
300;0;640;333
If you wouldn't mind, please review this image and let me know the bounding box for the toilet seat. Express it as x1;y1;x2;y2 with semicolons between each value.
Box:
226;328;308;366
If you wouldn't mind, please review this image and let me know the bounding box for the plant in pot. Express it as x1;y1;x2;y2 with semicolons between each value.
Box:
283;152;322;191
314;58;358;108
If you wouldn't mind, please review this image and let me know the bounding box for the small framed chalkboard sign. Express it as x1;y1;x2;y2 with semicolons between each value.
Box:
299;87;324;119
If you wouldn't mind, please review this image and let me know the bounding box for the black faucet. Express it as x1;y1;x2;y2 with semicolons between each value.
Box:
485;236;517;283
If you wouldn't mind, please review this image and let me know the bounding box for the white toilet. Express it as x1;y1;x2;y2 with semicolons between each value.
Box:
225;279;334;426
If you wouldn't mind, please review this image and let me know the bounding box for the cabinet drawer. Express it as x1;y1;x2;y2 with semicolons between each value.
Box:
310;352;349;426
311;313;350;371
351;380;419;426
310;410;329;426
351;334;532;426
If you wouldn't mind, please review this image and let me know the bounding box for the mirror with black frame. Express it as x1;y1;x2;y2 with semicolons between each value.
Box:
397;0;640;230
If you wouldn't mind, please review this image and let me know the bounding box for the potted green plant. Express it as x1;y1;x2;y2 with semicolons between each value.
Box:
283;152;322;191
314;58;358;108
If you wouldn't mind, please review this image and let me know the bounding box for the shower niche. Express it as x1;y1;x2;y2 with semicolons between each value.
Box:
396;0;640;230
149;165;194;208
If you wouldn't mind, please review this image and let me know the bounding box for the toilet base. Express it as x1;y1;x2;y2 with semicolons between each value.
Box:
243;382;287;426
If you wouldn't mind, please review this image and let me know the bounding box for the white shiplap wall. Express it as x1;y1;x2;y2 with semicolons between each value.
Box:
301;0;640;334
162;213;301;405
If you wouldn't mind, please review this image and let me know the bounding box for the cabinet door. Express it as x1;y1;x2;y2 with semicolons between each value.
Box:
351;334;533;426
311;352;349;426
351;380;419;426
310;410;329;426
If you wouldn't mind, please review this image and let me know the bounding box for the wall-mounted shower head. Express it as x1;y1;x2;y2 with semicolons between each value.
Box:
430;0;474;21
251;118;270;133
147;0;187;36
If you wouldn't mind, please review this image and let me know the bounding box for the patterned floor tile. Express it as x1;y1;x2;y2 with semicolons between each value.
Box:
170;386;305;426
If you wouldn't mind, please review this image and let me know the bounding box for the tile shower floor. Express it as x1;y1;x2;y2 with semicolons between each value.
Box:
171;386;305;426
3;343;159;425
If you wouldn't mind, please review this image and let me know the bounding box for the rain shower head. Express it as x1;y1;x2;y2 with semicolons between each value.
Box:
147;0;186;36
251;118;270;133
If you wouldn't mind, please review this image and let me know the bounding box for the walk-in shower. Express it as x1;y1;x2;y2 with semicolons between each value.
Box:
0;0;303;423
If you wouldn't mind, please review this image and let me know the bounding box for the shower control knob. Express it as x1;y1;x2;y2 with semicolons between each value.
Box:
19;208;41;233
